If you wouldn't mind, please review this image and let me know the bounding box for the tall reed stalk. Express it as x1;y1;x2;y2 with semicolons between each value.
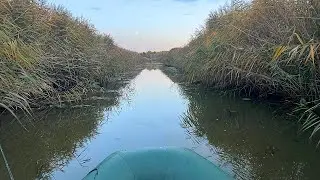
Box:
0;0;144;118
157;0;320;142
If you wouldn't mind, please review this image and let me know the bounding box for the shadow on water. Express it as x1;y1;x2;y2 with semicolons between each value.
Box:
0;102;117;179
178;83;320;179
0;67;320;180
0;78;135;179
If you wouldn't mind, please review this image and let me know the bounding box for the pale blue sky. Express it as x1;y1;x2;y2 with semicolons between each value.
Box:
48;0;228;52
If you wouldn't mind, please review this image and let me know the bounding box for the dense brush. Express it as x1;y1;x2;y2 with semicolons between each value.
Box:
156;0;320;141
0;0;144;118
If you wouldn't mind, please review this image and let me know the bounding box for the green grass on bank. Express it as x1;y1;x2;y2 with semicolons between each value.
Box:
0;0;144;118
156;0;320;142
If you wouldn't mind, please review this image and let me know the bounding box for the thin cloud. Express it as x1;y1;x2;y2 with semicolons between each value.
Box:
90;7;101;11
183;12;193;16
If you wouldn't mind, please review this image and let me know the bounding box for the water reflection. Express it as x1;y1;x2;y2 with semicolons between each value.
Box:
0;82;129;179
0;68;319;180
179;87;320;179
0;108;104;179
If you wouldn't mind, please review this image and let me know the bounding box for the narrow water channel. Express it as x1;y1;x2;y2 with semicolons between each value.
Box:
0;68;320;180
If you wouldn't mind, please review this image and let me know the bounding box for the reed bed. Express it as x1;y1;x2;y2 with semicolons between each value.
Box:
157;0;320;141
0;0;144;118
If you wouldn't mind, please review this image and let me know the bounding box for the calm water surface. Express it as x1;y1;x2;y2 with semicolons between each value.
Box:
0;69;320;180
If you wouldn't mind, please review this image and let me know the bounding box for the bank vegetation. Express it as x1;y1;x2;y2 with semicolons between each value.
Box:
0;0;144;120
156;0;320;142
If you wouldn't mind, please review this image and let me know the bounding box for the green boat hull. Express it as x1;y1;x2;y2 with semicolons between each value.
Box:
83;148;232;180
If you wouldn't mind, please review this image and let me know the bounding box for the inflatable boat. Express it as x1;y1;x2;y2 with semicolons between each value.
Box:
83;148;232;180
